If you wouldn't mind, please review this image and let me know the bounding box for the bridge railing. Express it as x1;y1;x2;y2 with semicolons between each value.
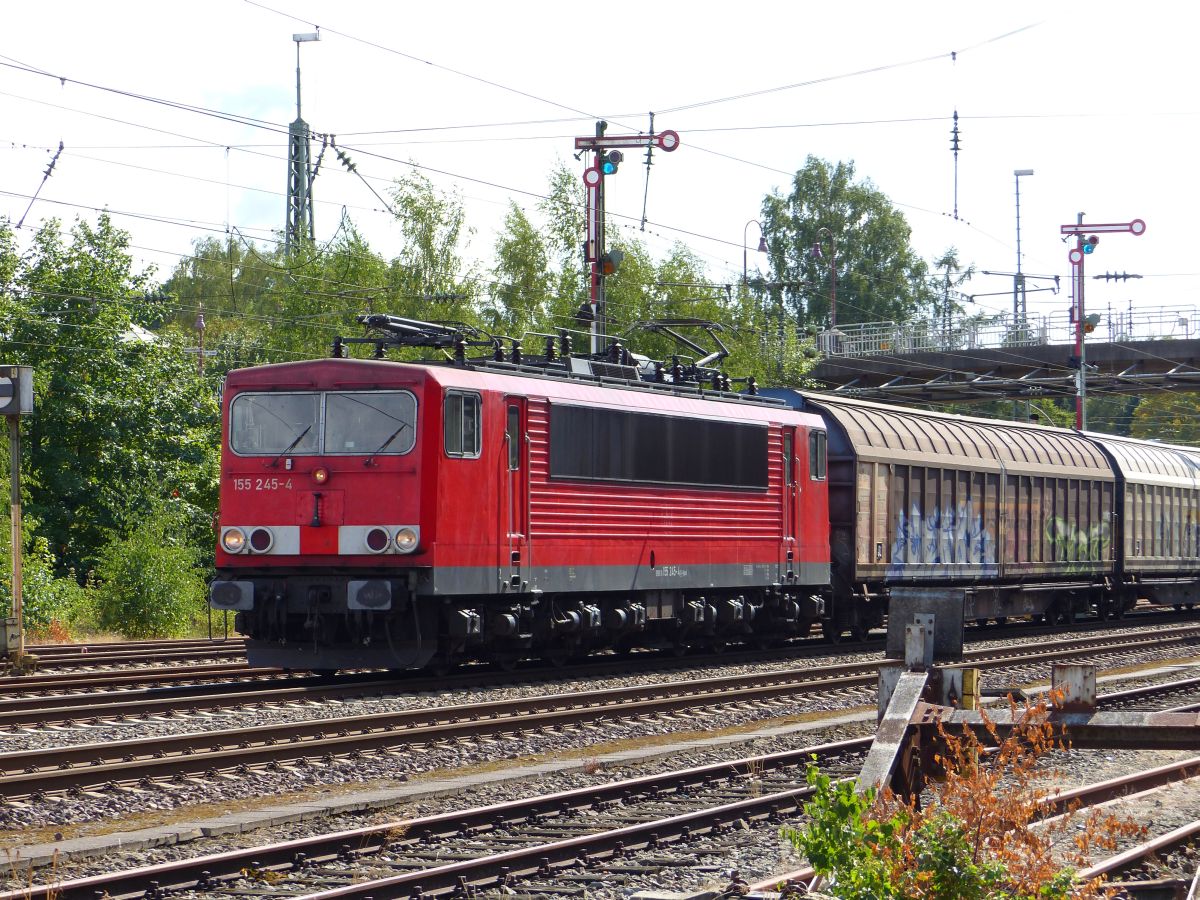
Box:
818;306;1200;357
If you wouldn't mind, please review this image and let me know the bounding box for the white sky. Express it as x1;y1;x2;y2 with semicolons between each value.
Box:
1;1;1195;333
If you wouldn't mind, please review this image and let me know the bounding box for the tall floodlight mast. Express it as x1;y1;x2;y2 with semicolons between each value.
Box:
286;32;320;254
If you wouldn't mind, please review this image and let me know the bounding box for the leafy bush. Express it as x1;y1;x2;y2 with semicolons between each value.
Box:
94;500;208;638
784;696;1144;900
0;521;97;638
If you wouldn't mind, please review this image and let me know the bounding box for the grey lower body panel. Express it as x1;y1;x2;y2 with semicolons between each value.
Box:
421;561;830;597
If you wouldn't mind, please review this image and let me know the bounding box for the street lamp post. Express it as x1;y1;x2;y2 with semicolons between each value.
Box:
815;227;838;329
1014;169;1034;422
742;220;768;287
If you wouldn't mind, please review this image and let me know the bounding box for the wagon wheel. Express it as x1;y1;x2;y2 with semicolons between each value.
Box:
494;654;521;673
850;623;870;643
670;641;690;658
821;622;843;644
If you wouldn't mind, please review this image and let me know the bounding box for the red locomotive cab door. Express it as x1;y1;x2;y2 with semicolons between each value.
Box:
781;427;798;580
503;398;530;591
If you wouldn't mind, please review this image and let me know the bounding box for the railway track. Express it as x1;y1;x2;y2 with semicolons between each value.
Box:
21;637;247;668
3;624;1199;802
4;621;1198;730
10;724;1200;899
0;737;869;899
6;607;1195;694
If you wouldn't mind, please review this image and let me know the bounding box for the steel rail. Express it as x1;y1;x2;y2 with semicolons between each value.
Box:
27;637;245;657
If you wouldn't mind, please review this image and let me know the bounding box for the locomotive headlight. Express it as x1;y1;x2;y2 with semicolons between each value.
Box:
221;527;247;553
394;527;419;553
312;467;329;485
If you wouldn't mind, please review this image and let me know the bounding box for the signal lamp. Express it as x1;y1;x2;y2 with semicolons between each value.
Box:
1083;235;1099;254
600;249;625;276
312;467;329;484
1083;313;1101;334
600;150;623;175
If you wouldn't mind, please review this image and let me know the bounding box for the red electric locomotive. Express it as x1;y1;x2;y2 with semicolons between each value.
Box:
210;317;831;671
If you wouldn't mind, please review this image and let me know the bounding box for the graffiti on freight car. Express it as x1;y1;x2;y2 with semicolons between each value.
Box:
1044;516;1109;568
888;502;996;575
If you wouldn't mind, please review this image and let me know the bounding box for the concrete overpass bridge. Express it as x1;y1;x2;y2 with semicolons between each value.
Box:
809;305;1200;404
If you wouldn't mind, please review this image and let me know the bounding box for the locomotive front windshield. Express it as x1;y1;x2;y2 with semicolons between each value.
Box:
230;391;417;456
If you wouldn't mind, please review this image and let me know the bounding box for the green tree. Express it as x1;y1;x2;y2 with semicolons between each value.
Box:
0;214;219;576
485;203;553;338
1131;392;1200;444
387;170;480;326
761;156;937;328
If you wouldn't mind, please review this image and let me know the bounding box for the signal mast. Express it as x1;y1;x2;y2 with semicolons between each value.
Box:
574;122;680;354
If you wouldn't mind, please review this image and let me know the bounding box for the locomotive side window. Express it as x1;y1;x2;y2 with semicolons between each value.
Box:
230;392;320;456
549;404;767;489
507;404;521;470
324;391;417;456
444;391;481;459
809;430;827;480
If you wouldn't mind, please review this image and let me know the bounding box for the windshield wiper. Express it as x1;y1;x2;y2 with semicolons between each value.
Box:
365;422;411;467
269;424;312;468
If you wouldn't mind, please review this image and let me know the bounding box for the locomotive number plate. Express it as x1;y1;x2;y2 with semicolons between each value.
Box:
231;477;294;491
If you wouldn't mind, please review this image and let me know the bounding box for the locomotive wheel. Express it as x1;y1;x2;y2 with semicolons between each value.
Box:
821;622;843;644
850;623;869;643
542;648;571;668
428;657;459;678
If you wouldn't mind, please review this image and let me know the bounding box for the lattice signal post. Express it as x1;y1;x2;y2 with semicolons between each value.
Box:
1060;216;1146;430
575;122;680;354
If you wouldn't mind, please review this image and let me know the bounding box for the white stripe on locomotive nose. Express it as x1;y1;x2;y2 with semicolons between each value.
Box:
339;525;399;555
228;526;300;555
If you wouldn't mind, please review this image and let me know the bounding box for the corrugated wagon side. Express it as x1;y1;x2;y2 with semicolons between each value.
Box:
771;391;1118;636
1089;434;1200;610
